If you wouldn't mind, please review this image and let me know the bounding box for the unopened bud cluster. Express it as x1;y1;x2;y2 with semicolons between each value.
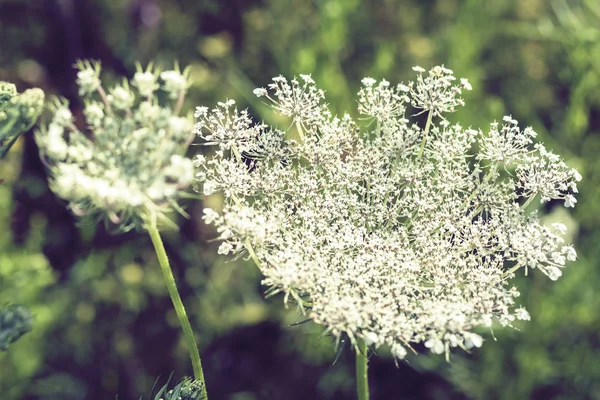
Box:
0;81;44;158
158;377;206;400
36;61;195;231
195;66;580;359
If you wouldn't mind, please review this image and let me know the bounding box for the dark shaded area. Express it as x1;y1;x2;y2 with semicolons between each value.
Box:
204;321;471;400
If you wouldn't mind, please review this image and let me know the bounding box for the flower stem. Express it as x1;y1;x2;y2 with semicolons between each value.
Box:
356;337;370;400
245;239;262;268
502;263;523;279
96;86;112;114
174;88;185;116
147;222;207;397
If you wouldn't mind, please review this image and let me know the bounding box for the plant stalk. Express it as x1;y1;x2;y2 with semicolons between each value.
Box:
356;337;370;400
147;222;207;397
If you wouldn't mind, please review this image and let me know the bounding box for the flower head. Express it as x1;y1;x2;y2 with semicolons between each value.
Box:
160;66;191;99
75;60;102;96
36;61;195;231
255;75;330;132
407;64;470;117
194;66;579;359
132;62;160;97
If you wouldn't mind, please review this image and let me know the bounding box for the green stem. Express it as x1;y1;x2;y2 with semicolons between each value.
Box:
0;115;18;139
96;86;112;115
245;239;261;268
502;263;523;279
356;337;370;400
174;88;185;116
147;222;207;396
521;194;537;210
232;145;242;164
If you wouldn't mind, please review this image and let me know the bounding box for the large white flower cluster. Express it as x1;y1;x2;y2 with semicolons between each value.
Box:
36;61;195;231
194;66;580;359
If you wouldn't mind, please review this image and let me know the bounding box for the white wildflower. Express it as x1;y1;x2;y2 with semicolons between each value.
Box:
203;181;217;196
161;70;189;99
133;71;158;97
257;75;330;131
390;343;408;360
202;208;220;225
194;66;579;360
515;307;531;321
253;88;268;97
194;106;209;118
54;107;73;127
425;338;445;354
564;194;577;208
217;242;234;255
464;333;483;349
563;246;577;261
45;136;68;160
547;267;563;281
107;85;134;110
460;78;472;91
361;77;376;87
516;144;580;206
408;65;466;117
75;60;101;95
358;78;408;123
84;101;104;127
36;62;195;231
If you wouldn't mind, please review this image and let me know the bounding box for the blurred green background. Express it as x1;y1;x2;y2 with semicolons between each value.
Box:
0;0;598;399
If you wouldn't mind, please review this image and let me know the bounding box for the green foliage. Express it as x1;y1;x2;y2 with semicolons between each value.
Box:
0;304;33;351
0;176;58;398
132;375;206;400
159;377;206;400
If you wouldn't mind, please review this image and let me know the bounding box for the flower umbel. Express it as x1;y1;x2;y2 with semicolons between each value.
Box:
195;66;580;360
36;61;195;231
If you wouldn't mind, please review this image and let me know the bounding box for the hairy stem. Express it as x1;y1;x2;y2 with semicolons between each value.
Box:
147;220;207;396
356;337;370;400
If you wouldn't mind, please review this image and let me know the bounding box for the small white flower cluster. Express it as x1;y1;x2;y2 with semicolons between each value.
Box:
253;74;331;131
408;65;472;117
36;60;195;231
194;66;580;359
